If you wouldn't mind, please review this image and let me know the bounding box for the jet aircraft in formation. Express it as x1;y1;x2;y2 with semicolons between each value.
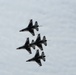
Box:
30;34;47;50
20;19;39;36
17;34;47;54
17;38;32;54
17;19;47;66
26;50;45;66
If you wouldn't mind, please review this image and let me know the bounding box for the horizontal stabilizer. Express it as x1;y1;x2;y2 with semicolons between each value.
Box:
31;40;35;49
32;45;35;49
36;27;39;31
34;21;39;31
43;36;47;46
44;41;47;46
41;52;46;61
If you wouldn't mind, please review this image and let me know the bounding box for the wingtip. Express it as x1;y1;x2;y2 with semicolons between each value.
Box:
39;64;42;66
29;51;32;54
41;48;43;50
29;52;32;54
32;34;35;36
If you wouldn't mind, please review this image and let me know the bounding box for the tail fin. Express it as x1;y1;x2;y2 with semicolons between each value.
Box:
34;21;39;31
31;40;35;49
43;36;47;46
41;52;46;61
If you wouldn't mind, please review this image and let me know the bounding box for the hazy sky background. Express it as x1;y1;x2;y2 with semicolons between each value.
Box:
0;0;76;75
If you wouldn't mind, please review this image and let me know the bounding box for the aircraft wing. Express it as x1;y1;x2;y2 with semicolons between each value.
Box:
35;50;39;57
35;50;42;66
27;47;32;54
37;44;43;50
25;38;29;45
28;19;33;27
29;29;35;36
24;38;32;54
36;34;41;42
36;59;42;66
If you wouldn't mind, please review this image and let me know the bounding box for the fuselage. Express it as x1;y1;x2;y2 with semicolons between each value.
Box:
20;25;39;32
27;25;38;30
35;40;47;45
17;43;30;50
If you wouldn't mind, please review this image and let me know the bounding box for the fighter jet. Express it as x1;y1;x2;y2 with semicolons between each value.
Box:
20;19;39;36
17;38;32;54
35;34;47;46
30;34;47;50
26;50;46;66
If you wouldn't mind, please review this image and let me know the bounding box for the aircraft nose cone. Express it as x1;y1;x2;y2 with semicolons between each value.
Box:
26;59;32;62
16;47;20;49
26;60;30;62
19;29;23;32
16;46;24;49
19;30;22;32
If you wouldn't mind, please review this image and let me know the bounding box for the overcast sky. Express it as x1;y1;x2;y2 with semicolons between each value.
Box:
0;0;76;75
